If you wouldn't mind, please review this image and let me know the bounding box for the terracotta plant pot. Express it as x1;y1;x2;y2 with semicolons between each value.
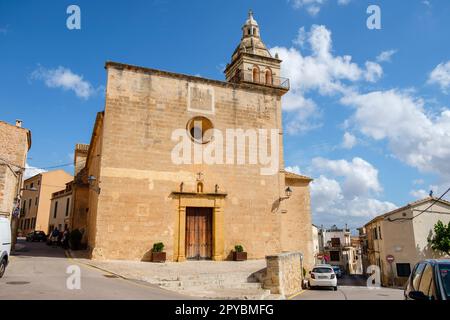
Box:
152;251;166;263
233;251;247;261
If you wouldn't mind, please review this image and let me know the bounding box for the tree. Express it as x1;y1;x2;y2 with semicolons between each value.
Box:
430;220;450;255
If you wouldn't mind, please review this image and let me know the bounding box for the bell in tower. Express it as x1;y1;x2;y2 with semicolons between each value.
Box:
224;10;289;91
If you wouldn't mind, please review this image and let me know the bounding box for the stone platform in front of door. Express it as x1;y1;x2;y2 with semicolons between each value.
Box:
68;251;282;300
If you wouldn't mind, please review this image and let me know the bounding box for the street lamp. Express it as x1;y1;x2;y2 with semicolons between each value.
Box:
279;187;292;201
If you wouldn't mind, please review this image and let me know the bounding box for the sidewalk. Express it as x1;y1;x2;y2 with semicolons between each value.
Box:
68;250;276;299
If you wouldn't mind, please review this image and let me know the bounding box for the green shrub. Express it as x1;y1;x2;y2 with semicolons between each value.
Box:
152;242;164;252
234;245;244;253
69;229;83;250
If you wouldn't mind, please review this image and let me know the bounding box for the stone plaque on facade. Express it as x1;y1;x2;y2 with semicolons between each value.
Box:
187;83;215;115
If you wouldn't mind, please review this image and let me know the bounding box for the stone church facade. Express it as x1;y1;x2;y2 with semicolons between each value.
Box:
72;11;314;268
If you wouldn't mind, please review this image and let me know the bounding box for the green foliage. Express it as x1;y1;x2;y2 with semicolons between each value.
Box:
152;242;164;252
303;267;307;277
234;245;244;253
430;220;450;255
69;229;83;250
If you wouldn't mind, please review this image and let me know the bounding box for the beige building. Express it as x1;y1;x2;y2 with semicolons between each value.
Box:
363;197;450;287
0;120;31;219
48;182;73;232
19;170;73;235
318;225;360;274
311;224;320;265
71;11;315;267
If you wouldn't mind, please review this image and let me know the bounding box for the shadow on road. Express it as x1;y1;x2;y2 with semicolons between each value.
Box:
338;275;367;287
12;239;67;259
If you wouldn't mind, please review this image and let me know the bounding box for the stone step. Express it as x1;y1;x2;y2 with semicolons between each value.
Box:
179;288;272;300
178;273;258;282
158;279;262;290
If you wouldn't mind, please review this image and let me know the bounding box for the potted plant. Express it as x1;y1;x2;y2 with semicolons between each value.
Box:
233;245;247;261
151;242;166;263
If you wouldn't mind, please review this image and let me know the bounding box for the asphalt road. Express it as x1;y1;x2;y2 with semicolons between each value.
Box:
291;275;404;300
0;239;188;300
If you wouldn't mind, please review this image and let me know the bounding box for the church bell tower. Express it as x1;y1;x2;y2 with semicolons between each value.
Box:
224;10;289;91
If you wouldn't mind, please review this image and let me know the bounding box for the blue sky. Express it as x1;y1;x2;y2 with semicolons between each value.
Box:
1;0;449;230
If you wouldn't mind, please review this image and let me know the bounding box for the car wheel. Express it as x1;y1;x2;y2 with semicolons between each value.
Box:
333;286;338;291
0;258;7;278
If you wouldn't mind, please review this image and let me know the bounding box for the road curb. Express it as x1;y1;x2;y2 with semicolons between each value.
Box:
65;249;129;280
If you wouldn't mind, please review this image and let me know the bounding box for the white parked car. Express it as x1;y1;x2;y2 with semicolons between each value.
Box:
309;265;338;291
0;217;11;278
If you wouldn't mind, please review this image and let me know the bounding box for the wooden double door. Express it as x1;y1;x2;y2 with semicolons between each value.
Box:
185;207;213;260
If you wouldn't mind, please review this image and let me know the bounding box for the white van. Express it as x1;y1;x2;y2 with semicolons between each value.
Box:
0;217;11;278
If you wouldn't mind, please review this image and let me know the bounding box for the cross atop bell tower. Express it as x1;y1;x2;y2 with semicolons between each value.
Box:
224;10;289;92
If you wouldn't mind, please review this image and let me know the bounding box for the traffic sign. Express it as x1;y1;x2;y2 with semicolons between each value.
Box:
386;255;395;263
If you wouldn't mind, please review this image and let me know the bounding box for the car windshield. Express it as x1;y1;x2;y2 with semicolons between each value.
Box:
333;267;340;271
438;264;450;299
313;267;333;274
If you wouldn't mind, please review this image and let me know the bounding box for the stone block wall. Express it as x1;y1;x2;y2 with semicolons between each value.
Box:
263;251;303;297
0;121;30;217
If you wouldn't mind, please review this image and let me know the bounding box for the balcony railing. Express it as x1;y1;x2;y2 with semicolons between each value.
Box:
230;71;290;90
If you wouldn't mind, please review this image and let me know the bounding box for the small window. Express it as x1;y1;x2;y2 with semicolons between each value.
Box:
331;238;341;247
396;263;411;277
65;198;70;217
28;199;32;209
378;226;382;240
30;183;34;189
35;197;38;206
265;70;273;85
54;201;58;219
187;116;214;144
330;251;340;261
252;67;260;83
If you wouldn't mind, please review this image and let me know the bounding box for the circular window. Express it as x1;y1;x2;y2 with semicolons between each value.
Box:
187;116;214;144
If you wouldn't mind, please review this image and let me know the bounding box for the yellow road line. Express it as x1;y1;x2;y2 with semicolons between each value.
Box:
287;289;306;300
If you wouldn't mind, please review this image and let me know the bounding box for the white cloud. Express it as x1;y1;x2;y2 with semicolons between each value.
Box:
31;66;96;99
364;61;383;82
285;166;302;175
270;25;381;134
291;0;351;16
428;61;450;94
312;157;382;198
341;90;450;185
342;132;357;149
24;163;47;180
410;189;429;199
376;50;397;63
310;174;396;228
